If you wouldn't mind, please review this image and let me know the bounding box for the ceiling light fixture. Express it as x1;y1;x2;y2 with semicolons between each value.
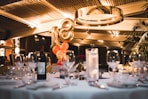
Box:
75;5;123;26
108;30;119;38
112;31;119;38
98;40;104;43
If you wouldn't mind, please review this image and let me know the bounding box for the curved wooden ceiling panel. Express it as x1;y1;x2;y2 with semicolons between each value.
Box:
0;0;147;50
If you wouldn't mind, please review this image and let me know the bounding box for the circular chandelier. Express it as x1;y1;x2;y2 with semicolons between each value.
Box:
75;5;124;26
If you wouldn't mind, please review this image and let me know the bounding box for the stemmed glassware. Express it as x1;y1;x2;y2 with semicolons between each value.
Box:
129;52;146;77
27;52;37;74
7;65;16;80
6;54;28;88
12;54;25;80
129;52;138;76
63;50;77;85
128;52;148;84
23;52;37;84
107;50;120;82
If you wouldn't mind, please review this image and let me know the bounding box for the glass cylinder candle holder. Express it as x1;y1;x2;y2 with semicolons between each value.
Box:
85;48;99;83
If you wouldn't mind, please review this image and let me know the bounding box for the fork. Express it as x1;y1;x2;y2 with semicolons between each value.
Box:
88;81;109;90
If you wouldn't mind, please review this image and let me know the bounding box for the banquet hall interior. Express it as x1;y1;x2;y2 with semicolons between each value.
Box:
0;0;148;94
0;0;148;68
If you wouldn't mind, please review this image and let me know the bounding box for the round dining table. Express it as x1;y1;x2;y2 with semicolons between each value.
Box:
0;72;148;99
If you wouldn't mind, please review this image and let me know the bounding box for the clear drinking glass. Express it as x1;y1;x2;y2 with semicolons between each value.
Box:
13;54;25;80
25;52;37;83
27;53;37;74
107;50;120;82
7;65;17;80
85;48;99;83
129;53;137;76
63;50;77;85
129;52;146;76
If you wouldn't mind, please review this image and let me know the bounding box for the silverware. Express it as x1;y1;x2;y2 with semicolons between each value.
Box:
138;78;148;84
14;84;26;88
120;83;148;88
136;84;148;88
89;81;108;90
52;84;68;91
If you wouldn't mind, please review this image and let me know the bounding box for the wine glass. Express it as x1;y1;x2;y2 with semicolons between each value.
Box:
27;52;37;74
14;54;24;66
14;54;25;80
130;52;146;76
107;50;120;82
128;52;138;76
63;50;77;85
25;52;37;83
7;65;17;80
128;52;147;83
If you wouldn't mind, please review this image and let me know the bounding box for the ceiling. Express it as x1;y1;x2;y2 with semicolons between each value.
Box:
0;0;148;51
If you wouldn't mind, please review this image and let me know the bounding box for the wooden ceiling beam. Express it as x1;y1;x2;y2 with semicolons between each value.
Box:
0;9;38;28
118;1;148;16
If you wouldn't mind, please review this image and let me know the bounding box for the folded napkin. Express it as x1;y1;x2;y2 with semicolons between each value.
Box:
0;80;16;85
26;82;58;90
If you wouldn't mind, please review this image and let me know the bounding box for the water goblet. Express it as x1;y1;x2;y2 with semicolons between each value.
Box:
63;50;77;85
107;50;120;82
129;52;146;76
26;52;37;82
27;54;37;73
13;54;25;80
7;65;17;80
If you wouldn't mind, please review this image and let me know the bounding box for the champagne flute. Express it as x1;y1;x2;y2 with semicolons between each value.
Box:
107;50;120;82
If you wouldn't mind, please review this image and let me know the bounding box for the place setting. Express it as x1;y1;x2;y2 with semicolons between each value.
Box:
105;50;148;89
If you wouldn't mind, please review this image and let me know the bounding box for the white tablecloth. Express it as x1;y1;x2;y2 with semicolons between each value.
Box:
0;73;148;99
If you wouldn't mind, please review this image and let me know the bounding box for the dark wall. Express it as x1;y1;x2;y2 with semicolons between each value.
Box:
20;36;109;71
20;35;51;55
76;46;107;64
